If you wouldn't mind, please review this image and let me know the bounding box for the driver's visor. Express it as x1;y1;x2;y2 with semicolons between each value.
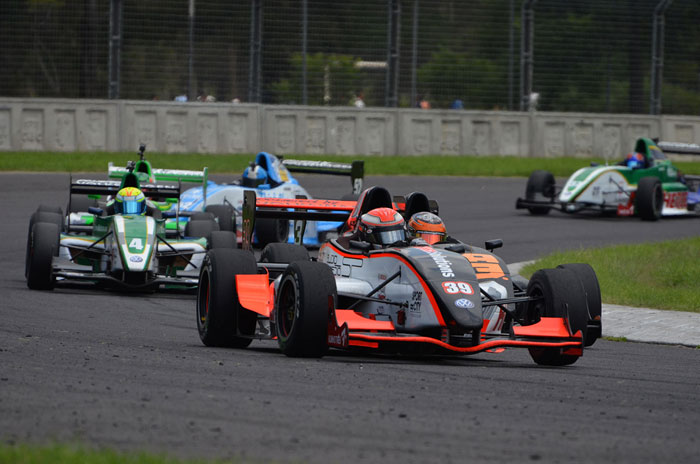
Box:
122;199;143;215
416;231;445;244
377;228;406;245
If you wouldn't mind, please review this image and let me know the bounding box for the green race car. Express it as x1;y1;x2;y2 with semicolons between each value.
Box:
26;162;236;292
516;138;700;220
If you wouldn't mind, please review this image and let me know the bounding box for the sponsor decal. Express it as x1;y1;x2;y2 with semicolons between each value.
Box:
409;291;422;313
664;191;687;209
442;281;474;295
455;298;474;309
463;253;505;280
416;246;455;277
617;192;635;216
130;256;143;263
327;326;348;347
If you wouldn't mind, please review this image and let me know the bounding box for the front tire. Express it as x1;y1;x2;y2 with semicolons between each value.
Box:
275;261;335;357
524;268;588;366
27;222;58;290
636;177;663;221
197;249;258;347
557;263;602;347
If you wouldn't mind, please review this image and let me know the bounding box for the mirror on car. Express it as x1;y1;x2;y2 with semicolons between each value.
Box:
485;239;503;251
88;206;104;216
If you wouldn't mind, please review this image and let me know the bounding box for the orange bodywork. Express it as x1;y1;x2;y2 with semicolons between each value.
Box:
335;309;396;332
236;274;274;317
256;197;357;211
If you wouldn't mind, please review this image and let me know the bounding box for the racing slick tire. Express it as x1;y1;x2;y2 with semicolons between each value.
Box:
204;204;236;233
37;204;64;216
261;242;310;278
190;211;216;222
636;177;663;221
197;248;258;348
557;263;602;347
525;170;555;215
255;215;290;248
185;219;219;240
524;268;588;366
275;261;336;358
208;230;237;249
26;211;63;278
26;222;58;290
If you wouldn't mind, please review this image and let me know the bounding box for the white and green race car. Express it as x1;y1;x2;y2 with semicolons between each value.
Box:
26;164;235;292
516;138;700;220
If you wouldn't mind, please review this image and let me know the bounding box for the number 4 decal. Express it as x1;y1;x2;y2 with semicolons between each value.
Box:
129;238;144;250
442;281;473;295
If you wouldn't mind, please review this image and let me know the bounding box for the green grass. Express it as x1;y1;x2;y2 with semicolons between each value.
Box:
520;237;700;312
0;444;186;464
2;150;700;177
0;443;254;464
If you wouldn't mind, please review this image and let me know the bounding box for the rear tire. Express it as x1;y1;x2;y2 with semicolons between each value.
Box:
27;222;58;290
260;242;310;278
255;216;290;248
275;261;335;357
208;230;237;249
185;219;219;240
205;204;236;233
525;170;555;215
524;268;588;366
557;263;602;347
636;177;663;221
197;249;258;347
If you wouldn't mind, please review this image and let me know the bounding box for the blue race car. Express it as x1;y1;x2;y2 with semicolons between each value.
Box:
174;152;364;247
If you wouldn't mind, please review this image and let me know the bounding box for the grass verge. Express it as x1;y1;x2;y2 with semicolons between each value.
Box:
519;236;700;312
0;443;246;464
2;151;700;177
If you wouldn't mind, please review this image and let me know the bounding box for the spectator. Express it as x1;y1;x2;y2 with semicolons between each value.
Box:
353;92;365;108
450;99;464;110
417;94;431;109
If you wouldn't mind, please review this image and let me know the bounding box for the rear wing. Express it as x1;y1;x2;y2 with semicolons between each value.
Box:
241;190;355;250
282;159;364;194
657;141;700;156
70;178;181;201
108;163;208;184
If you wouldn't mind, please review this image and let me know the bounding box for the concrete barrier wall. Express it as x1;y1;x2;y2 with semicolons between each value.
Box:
1;98;699;157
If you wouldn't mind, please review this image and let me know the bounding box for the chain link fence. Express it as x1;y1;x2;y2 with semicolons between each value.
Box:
1;0;698;115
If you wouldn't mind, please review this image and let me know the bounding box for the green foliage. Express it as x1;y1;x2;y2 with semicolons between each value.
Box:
270;53;364;106
416;48;503;109
520;237;700;313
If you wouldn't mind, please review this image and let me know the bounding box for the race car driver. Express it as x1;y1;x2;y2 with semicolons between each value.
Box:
623;151;647;169
358;207;406;247
406;211;447;245
111;186;147;215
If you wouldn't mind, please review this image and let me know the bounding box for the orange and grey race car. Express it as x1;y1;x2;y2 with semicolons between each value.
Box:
196;187;601;366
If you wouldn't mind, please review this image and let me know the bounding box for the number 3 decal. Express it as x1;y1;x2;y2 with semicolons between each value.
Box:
442;281;473;295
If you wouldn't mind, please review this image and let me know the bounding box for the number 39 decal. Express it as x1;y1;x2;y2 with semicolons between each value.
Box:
442;281;473;295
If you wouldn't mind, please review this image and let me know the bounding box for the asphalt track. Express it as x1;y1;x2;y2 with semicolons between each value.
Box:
1;173;699;463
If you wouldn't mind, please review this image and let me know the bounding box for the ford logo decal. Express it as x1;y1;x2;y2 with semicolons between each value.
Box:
455;298;474;309
130;256;143;263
